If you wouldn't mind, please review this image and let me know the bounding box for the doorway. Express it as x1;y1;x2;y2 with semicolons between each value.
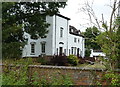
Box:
59;47;63;55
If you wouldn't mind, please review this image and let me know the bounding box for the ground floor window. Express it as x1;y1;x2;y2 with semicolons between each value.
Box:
30;42;36;54
57;48;58;55
41;43;45;53
69;49;70;55
64;49;66;55
71;47;73;54
74;47;77;55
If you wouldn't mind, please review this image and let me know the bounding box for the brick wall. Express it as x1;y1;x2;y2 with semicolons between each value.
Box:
2;65;120;85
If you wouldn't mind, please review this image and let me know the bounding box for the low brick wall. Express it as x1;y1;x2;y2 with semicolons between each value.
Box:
28;65;107;85
2;64;110;85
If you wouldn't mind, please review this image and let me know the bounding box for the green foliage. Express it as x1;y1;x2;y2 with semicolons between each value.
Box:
95;15;120;86
96;17;120;69
31;71;73;86
2;58;73;86
85;48;91;57
2;58;33;85
84;26;101;50
2;42;24;59
37;57;47;65
82;26;101;57
102;72;120;86
2;2;67;59
51;74;73;86
67;55;79;66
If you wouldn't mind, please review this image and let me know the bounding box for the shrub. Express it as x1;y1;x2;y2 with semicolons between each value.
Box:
51;55;69;66
78;57;85;64
102;72;120;86
31;71;73;86
37;57;47;65
67;55;79;66
2;58;33;85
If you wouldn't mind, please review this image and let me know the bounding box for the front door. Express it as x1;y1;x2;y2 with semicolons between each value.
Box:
59;47;63;55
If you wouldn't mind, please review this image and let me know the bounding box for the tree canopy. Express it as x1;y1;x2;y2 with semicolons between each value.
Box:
82;26;101;57
96;16;120;69
2;2;67;59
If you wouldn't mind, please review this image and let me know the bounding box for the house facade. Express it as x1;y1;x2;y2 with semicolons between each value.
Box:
22;14;85;58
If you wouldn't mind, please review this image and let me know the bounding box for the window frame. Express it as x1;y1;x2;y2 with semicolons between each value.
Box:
30;42;36;55
74;38;77;43
60;27;63;38
41;43;46;53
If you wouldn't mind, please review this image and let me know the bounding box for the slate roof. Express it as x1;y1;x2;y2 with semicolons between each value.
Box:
69;25;84;37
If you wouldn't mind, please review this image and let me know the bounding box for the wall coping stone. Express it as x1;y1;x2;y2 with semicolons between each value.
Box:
2;64;120;71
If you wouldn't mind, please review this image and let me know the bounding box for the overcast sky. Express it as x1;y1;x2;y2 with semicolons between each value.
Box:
59;0;114;32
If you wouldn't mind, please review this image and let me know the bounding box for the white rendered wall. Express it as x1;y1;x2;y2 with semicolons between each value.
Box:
53;15;69;55
22;16;54;57
22;14;85;57
68;34;85;57
22;32;39;57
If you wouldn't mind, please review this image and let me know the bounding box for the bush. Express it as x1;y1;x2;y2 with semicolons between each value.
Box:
78;57;85;64
67;55;79;66
51;55;69;66
102;72;120;86
31;71;73;86
2;58;33;85
37;57;47;65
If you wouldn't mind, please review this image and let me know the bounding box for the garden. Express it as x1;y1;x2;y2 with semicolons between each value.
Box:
1;55;120;86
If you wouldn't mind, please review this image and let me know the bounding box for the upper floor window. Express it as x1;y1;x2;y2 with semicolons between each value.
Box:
74;38;77;43
41;36;47;38
78;39;80;43
60;27;63;37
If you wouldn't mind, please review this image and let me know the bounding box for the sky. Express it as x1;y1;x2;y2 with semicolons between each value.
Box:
59;0;114;32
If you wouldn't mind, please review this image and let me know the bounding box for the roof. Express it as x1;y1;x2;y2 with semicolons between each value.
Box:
40;11;70;20
56;14;70;20
69;25;84;37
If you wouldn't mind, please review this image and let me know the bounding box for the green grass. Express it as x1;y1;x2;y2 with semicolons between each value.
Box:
3;58;106;69
77;63;106;69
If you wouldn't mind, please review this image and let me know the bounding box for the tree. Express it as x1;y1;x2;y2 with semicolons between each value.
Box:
96;16;120;69
80;0;120;69
83;26;101;57
2;2;67;59
80;0;120;85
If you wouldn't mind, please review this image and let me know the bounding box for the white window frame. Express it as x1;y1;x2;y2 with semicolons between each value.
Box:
41;43;45;53
64;49;66;55
30;42;36;55
60;27;63;38
71;47;73;54
74;38;77;43
78;38;80;43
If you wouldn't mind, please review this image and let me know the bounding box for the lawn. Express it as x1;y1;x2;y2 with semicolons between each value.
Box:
2;58;106;70
77;63;106;69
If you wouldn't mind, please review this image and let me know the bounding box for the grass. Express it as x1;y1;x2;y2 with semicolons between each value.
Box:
2;58;106;70
77;62;106;69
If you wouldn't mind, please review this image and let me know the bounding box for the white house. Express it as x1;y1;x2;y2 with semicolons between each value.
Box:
22;14;85;58
118;0;120;16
